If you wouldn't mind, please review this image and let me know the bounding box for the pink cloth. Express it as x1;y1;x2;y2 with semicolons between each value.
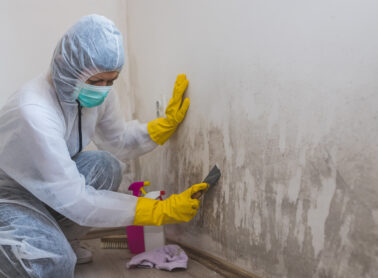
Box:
126;244;188;271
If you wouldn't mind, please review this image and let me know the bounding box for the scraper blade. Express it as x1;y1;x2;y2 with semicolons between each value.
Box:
191;165;221;199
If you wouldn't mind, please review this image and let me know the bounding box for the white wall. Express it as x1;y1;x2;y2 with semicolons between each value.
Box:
125;1;378;277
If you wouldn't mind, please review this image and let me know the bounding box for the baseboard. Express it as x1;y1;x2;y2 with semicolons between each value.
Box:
167;238;261;278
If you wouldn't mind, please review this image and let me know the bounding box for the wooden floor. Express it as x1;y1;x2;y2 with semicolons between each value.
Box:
75;239;225;278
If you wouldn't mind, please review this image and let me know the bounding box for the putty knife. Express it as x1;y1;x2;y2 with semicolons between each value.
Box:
191;165;221;199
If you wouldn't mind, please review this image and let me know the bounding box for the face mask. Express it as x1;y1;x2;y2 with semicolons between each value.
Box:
75;83;112;108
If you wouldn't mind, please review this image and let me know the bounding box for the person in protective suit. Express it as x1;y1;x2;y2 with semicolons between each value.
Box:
0;14;207;277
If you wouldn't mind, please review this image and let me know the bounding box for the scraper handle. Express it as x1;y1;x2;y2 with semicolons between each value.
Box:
191;190;204;199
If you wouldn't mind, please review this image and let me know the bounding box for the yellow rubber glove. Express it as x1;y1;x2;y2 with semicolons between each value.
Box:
133;183;209;226
147;74;190;145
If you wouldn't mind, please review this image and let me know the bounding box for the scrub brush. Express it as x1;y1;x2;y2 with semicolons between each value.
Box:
100;235;128;249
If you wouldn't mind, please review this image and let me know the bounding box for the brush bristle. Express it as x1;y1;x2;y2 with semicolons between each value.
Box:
100;235;128;249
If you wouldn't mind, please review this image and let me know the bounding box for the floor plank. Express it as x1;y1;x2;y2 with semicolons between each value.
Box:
75;239;224;278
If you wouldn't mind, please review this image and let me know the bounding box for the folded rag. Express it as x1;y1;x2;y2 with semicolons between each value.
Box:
126;244;188;271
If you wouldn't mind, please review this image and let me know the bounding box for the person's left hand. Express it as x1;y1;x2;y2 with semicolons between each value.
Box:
147;74;190;145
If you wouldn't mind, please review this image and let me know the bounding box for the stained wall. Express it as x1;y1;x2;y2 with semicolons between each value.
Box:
125;1;378;277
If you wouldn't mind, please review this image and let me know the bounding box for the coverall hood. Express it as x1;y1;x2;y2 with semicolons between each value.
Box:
50;14;125;103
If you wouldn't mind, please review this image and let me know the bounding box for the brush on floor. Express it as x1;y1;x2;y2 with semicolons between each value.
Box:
100;235;128;249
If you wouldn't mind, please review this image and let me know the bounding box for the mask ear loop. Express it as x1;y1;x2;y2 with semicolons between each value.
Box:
75;99;83;154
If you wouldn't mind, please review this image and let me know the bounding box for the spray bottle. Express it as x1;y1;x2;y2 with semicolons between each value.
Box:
126;181;150;254
126;182;166;254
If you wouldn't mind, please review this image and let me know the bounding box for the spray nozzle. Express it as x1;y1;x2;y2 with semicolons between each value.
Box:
128;181;151;197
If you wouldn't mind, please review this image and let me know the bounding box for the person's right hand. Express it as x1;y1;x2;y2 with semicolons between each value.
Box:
133;183;209;226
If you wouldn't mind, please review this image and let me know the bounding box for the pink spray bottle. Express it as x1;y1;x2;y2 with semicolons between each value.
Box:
126;181;150;254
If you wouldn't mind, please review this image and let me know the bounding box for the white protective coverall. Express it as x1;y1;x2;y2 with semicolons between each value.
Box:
0;14;157;277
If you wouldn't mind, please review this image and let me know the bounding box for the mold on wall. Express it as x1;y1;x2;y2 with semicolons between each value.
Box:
124;1;378;277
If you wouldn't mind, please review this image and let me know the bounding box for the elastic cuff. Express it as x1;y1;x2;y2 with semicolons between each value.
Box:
147;119;177;145
133;197;161;226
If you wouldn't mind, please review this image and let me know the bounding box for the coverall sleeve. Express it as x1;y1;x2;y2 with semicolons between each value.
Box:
93;90;157;160
0;104;138;227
